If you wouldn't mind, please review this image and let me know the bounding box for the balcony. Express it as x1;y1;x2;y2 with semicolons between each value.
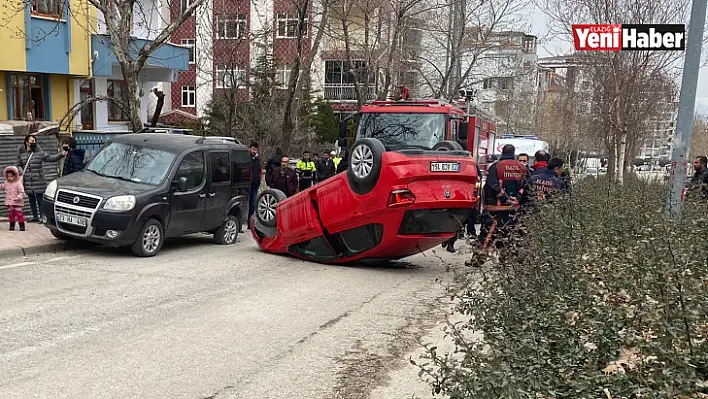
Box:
323;84;377;101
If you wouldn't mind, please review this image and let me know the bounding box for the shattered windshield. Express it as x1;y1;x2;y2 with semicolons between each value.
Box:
356;113;446;150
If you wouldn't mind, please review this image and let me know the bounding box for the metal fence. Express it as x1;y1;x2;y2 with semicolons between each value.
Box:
73;131;123;161
0;136;61;218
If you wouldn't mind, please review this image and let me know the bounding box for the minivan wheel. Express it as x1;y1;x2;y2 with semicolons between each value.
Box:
214;215;239;245
131;219;164;257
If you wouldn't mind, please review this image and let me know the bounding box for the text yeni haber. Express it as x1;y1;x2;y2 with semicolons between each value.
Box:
572;24;685;51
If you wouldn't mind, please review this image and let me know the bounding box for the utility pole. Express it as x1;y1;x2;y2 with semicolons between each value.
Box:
665;0;707;219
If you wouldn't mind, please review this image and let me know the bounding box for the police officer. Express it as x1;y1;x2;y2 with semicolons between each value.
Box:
477;144;529;253
296;151;317;191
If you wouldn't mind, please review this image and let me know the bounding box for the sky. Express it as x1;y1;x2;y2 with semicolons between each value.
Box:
528;8;708;115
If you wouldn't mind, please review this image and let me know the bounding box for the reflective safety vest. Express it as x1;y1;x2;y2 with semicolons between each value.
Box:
296;159;316;179
332;157;341;168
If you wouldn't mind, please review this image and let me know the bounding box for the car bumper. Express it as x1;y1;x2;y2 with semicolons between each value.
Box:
41;199;142;246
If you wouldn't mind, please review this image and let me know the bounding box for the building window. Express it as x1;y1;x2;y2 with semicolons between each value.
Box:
276;68;291;89
9;74;45;120
216;14;247;39
482;78;493;89
181;39;195;63
180;0;195;13
216;67;246;89
277;13;307;38
107;80;130;121
32;0;62;17
181;85;196;107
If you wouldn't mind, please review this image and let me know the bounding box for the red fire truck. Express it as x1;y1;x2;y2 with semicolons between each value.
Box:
338;90;497;175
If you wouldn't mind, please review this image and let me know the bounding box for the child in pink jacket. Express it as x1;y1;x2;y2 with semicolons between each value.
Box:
0;166;26;231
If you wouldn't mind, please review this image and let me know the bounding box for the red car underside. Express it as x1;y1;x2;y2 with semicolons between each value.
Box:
251;151;479;264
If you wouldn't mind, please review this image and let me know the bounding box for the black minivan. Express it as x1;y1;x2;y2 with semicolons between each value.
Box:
40;134;252;257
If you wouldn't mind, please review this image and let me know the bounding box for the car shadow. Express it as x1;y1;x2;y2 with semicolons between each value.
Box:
81;234;228;258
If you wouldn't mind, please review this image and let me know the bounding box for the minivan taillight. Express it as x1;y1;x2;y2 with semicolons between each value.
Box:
387;189;416;207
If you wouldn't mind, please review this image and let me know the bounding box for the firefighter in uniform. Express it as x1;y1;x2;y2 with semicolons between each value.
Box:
475;144;529;255
296;151;317;191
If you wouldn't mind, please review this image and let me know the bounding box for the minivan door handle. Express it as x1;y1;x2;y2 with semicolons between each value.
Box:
198;193;207;198
208;192;216;197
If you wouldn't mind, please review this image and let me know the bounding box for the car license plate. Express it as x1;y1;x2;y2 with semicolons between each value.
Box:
430;162;460;172
56;213;87;227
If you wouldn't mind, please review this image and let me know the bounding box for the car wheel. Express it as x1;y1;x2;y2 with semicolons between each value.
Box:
347;138;386;195
130;219;164;257
214;214;240;245
432;141;464;151
50;229;73;240
256;188;287;228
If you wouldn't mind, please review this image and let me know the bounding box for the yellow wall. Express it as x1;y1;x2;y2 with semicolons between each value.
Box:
0;72;7;120
68;0;92;76
0;2;27;72
49;75;71;123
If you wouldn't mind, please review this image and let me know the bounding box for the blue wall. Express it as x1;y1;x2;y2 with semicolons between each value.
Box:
91;35;190;77
25;17;70;74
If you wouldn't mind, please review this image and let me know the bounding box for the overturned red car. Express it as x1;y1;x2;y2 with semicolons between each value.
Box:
251;99;481;264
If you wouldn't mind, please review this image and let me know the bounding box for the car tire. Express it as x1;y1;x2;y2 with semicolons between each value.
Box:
50;229;73;240
347;138;386;195
256;189;287;228
432;141;464;151
130;219;164;257
214;214;240;245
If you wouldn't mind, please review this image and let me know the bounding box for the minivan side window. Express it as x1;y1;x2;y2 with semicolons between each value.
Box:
232;149;251;183
173;151;205;191
210;151;231;183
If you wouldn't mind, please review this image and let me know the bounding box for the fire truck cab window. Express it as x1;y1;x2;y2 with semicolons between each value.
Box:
356;112;446;150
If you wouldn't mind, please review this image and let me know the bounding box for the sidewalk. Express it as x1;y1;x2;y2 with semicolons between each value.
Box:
0;218;86;258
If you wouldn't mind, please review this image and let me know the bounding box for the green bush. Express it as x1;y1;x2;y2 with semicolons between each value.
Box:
417;176;708;398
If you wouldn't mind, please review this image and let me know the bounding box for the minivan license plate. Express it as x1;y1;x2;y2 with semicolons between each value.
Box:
56;213;87;227
430;162;460;172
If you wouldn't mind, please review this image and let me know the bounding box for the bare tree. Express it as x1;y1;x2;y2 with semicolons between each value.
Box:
414;0;530;99
70;0;207;131
690;117;708;158
536;0;688;182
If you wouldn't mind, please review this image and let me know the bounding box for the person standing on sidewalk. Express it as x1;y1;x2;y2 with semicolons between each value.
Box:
17;135;66;223
0;166;26;231
61;137;86;176
247;142;262;228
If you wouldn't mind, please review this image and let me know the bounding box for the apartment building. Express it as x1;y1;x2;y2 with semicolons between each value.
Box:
168;0;313;119
167;0;427;119
0;0;91;124
460;31;538;133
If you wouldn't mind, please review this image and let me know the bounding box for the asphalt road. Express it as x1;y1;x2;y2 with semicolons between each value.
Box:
0;233;461;399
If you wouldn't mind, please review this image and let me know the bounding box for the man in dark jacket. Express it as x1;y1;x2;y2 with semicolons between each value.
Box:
531;150;549;175
529;157;568;204
247;142;262;228
316;152;336;181
477;144;529;251
266;156;298;197
61;137;86;176
687;156;708;199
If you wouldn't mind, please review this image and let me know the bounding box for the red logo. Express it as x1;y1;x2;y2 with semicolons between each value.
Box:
572;24;685;51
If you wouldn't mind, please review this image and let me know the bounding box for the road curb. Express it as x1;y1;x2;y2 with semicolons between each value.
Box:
0;240;89;259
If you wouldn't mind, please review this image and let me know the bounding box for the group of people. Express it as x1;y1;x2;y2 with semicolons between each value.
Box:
1;135;86;231
246;143;349;227
442;144;569;256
